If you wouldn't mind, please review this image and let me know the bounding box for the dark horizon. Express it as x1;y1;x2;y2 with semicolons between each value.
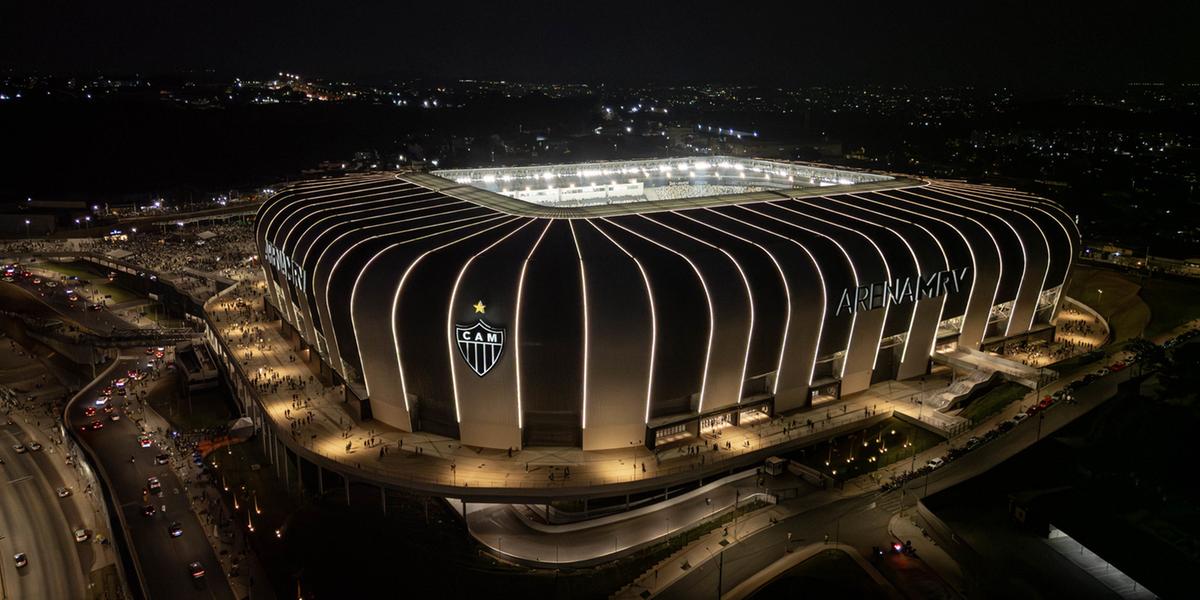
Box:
4;1;1199;90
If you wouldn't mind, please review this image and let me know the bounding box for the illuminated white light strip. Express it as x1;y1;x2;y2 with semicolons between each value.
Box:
385;216;517;411
602;217;715;414
349;213;511;404
869;190;986;347
920;187;1032;336
513;221;553;430
263;175;404;327
846;193;953;356
825;197;929;366
310;198;471;349
774;200;892;372
644;213;754;407
940;182;1079;320
898;189;1006;346
334;208;492;378
293;191;443;344
681;210;791;394
586;221;658;424
931;183;1056;330
707;208;826;388
446;220;536;423
737;204;860;379
567;221;590;428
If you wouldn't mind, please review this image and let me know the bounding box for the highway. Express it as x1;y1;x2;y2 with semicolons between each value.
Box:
0;419;91;600
68;356;235;600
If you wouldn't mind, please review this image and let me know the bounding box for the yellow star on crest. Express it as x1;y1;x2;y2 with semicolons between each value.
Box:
472;300;486;314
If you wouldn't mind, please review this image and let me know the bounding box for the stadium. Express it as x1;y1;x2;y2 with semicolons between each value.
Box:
255;157;1077;453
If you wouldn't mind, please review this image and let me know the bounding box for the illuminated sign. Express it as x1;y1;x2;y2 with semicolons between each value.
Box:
455;299;506;377
836;267;969;316
263;242;306;290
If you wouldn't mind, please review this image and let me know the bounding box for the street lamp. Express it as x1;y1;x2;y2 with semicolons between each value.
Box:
24;219;30;236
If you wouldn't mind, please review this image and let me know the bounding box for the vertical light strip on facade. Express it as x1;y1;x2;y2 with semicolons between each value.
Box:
894;189;1006;347
932;184;1055;331
920;187;1032;336
372;215;515;407
646;212;755;406
707;208;826;388
586;220;658;424
513;220;554;430
445;219;535;423
601;217;715;413
737;204;860;378
774;200;892;372
567;221;590;428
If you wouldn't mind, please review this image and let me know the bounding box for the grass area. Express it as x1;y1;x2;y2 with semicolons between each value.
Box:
958;382;1029;424
32;260;140;304
86;564;124;600
788;418;944;481
1139;276;1200;338
752;549;887;600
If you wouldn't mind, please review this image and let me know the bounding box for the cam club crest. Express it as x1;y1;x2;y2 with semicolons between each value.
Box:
455;300;505;377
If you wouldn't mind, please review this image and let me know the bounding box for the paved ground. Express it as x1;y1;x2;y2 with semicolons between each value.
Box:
209;276;974;494
614;320;1166;599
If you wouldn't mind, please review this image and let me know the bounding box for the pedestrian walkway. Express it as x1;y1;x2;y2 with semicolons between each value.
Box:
207;275;976;493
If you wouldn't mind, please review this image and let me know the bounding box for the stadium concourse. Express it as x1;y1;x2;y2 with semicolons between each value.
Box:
208;275;972;491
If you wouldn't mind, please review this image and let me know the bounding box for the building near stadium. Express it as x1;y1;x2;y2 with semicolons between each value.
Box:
255;157;1077;452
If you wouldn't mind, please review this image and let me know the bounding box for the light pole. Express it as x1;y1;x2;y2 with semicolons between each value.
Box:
24;219;30;237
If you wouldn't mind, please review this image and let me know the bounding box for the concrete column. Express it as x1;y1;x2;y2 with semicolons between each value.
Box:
380;486;387;515
344;476;351;506
317;466;325;495
296;452;303;495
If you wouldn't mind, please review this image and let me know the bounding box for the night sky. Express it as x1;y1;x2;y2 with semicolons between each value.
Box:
3;1;1198;88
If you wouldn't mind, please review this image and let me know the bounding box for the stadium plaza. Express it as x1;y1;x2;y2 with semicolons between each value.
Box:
215;157;1083;504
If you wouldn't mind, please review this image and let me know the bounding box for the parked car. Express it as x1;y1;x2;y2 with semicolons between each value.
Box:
926;457;945;469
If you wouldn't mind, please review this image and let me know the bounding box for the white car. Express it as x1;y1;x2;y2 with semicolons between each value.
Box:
1013;412;1028;422
12;443;25;454
28;441;42;452
56;487;72;498
14;553;27;568
74;528;89;543
926;457;945;469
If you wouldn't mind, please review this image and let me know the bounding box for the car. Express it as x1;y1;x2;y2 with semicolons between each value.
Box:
1;276;11;282
1096;367;1110;377
147;476;162;495
168;521;183;537
189;561;205;579
1110;361;1127;372
90;420;104;430
155;454;170;465
14;553;27;568
1038;397;1054;409
88;303;102;311
997;420;1016;432
32;278;41;284
103;404;114;413
28;441;42;451
110;413;121;421
142;504;156;517
965;436;981;448
100;387;112;396
127;369;139;379
12;443;26;453
115;377;128;387
155;350;165;359
84;406;96;417
56;487;72;498
1013;412;1028;422
926;457;945;469
139;436;153;448
145;348;155;355
95;396;108;406
45;281;57;288
1026;405;1041;416
74;528;89;543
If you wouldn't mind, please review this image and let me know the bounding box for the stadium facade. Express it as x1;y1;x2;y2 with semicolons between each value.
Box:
255;158;1077;452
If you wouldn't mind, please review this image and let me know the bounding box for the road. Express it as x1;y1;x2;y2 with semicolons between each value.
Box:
68;356;235;600
0;419;92;600
1;269;133;335
648;353;1142;599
